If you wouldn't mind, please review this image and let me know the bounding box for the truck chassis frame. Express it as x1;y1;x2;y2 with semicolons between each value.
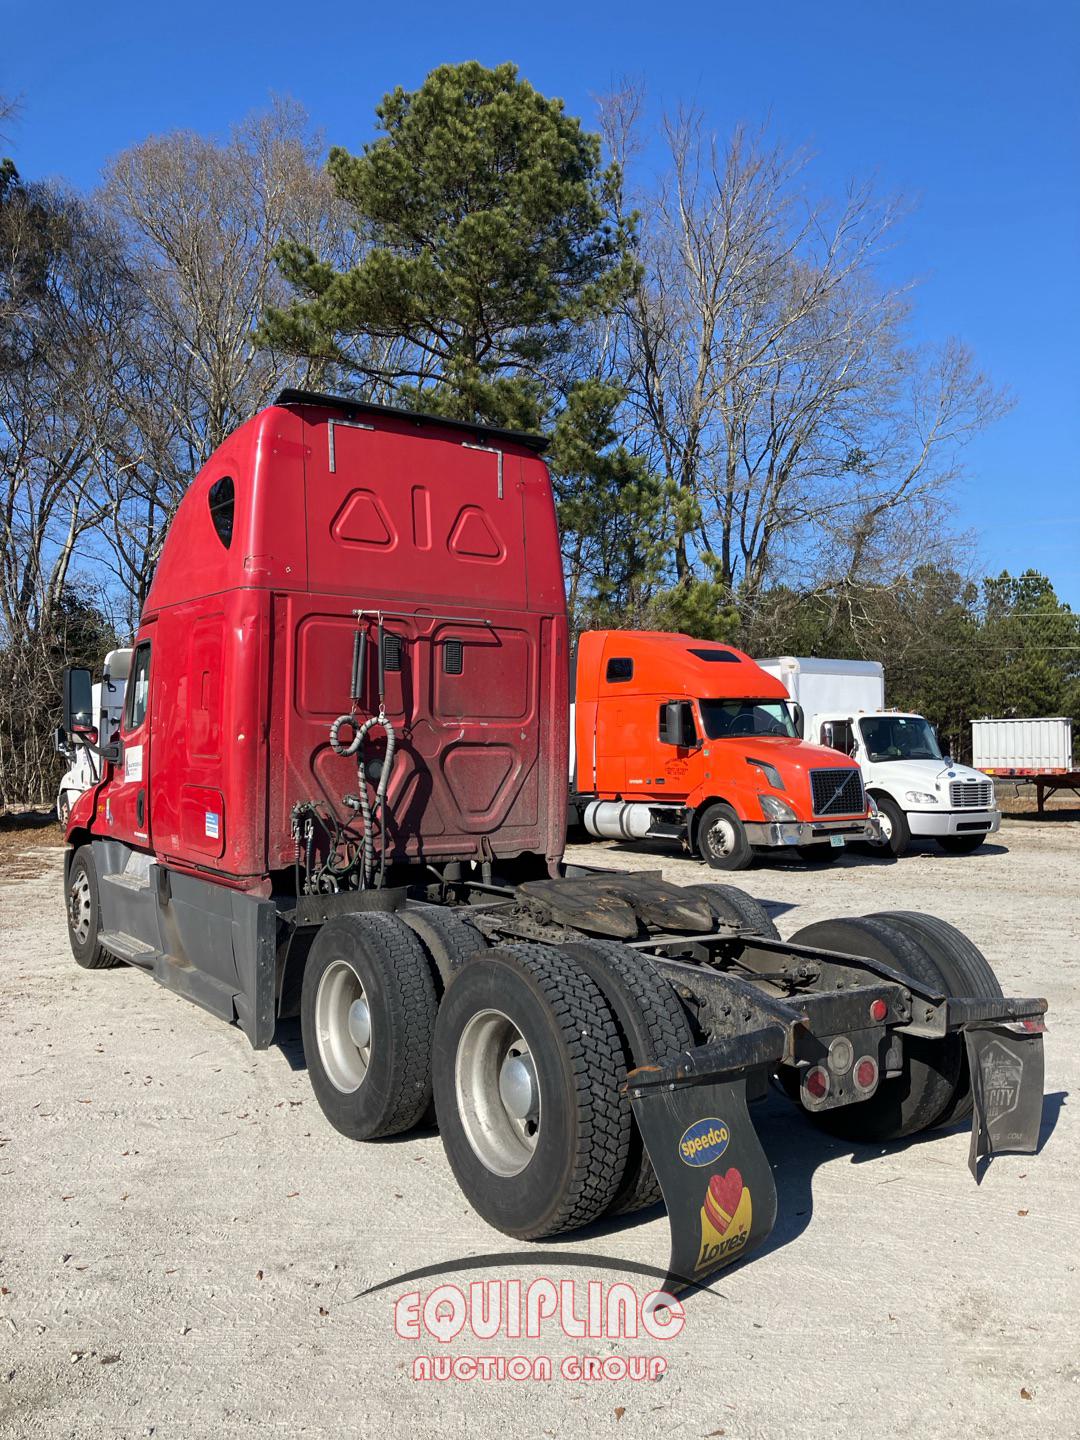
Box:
67;840;1047;1292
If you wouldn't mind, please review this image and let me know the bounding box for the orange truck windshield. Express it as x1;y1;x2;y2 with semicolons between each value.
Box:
699;699;797;740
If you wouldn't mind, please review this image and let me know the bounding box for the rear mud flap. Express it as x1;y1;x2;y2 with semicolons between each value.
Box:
629;1072;777;1293
966;1024;1046;1179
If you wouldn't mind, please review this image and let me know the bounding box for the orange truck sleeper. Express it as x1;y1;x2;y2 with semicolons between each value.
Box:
570;630;878;869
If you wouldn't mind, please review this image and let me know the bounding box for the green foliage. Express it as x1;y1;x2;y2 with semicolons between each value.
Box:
262;61;635;431
641;579;741;643
549;378;671;627
737;568;1079;762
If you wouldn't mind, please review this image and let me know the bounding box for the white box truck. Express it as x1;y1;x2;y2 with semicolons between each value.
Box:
757;656;1001;856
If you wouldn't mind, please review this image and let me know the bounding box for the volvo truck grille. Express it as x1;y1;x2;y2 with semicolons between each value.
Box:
810;767;865;817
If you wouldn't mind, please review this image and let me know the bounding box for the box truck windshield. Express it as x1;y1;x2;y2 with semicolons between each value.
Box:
860;715;942;763
699;698;797;740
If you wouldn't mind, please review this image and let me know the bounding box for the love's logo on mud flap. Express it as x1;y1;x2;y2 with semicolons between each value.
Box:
678;1118;730;1167
695;1167;753;1274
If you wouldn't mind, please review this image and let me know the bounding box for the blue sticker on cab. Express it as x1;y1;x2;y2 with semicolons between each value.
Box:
678;1118;730;1167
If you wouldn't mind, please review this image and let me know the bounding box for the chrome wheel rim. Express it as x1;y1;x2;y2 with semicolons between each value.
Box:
315;960;372;1093
69;868;92;944
706;816;738;858
876;810;894;844
455;1008;540;1177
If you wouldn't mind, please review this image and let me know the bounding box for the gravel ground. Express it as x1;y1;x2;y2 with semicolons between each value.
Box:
1;820;1077;1439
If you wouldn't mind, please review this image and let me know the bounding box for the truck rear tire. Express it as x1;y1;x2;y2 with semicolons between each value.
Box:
869;794;910;856
398;906;488;991
937;835;986;854
559;938;695;1214
432;943;631;1238
784;916;960;1140
696;802;754;871
868;911;1002;1128
301;912;438;1141
682;883;780;939
66;846;118;970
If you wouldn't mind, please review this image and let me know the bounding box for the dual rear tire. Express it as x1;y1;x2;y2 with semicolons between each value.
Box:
785;911;1003;1141
302;894;757;1239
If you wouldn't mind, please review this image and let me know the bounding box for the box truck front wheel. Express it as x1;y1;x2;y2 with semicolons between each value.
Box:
432;944;631;1238
868;794;910;856
696;803;754;870
301;913;439;1141
66;846;118;970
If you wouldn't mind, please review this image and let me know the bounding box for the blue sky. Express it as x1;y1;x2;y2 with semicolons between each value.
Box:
4;0;1078;602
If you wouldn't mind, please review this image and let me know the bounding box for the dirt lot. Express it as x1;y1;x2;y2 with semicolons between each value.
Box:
2;819;1077;1440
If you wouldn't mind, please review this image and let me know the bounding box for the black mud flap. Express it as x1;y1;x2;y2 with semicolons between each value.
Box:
629;1069;777;1293
966;1023;1046;1179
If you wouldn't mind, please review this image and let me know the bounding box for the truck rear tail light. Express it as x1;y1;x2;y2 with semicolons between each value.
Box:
827;1037;854;1074
803;1066;829;1102
869;999;888;1023
853;1057;878;1094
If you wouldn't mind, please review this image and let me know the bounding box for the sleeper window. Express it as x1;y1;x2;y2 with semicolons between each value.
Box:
208;476;235;549
126;643;151;730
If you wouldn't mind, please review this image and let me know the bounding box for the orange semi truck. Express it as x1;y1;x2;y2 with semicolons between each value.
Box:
570;630;879;869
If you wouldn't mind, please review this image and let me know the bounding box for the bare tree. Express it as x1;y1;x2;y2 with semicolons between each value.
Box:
0;176;132;802
609;109;1009;610
97;99;369;616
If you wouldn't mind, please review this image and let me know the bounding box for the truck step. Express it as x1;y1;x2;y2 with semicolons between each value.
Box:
100;869;152;893
99;930;160;967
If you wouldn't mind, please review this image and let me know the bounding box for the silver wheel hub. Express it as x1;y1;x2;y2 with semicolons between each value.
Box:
69;869;92;945
456;1009;540;1177
347;997;371;1049
708;818;736;855
315;960;372;1094
498;1053;537;1120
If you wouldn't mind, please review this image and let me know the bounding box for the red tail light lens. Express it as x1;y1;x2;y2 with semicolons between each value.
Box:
803;1066;829;1101
869;999;888;1023
854;1057;878;1093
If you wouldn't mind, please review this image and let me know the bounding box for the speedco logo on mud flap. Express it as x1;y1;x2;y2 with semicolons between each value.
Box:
678;1117;730;1167
696;1167;753;1273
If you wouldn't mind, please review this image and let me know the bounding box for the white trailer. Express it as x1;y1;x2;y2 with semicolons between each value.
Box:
972;718;1073;774
972;716;1077;814
56;649;131;822
758;656;1000;856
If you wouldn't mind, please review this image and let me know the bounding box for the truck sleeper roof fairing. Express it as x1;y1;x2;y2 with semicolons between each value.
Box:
576;630;790;705
274;389;550;453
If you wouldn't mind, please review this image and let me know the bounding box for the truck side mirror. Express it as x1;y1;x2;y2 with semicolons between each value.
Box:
792;703;804;738
663;701;695;748
63;667;94;735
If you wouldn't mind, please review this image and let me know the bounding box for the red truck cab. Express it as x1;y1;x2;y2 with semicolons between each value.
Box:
62;391;568;1043
571;630;877;868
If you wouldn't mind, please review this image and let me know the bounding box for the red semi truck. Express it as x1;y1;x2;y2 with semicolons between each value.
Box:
570;629;878;868
59;391;1046;1288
